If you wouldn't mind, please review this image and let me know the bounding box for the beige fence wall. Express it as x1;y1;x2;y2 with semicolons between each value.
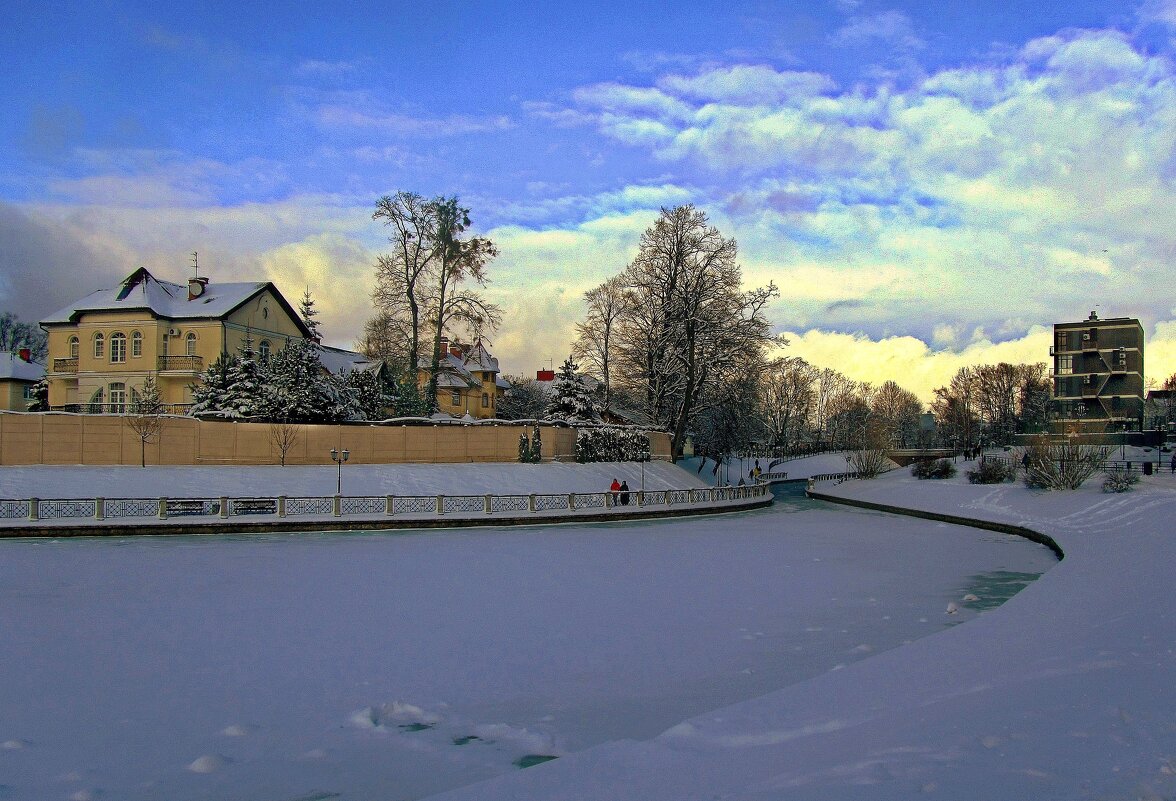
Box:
0;413;669;467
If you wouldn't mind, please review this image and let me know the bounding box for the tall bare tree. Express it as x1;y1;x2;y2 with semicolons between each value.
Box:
369;192;438;374
615;205;778;459
762;356;818;449
870;380;924;447
571;275;626;414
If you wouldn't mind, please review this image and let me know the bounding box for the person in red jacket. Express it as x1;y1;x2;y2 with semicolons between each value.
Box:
610;478;621;505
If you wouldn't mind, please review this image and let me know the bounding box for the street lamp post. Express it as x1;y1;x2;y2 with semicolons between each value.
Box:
331;447;350;495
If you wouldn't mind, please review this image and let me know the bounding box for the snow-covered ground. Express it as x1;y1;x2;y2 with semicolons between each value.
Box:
0;460;702;500
0;463;1056;801
426;455;1176;801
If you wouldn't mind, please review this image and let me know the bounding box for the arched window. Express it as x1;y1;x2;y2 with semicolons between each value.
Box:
69;336;79;359
131;331;142;358
108;382;126;413
259;339;271;360
88;386;104;412
110;332;126;363
481;392;489;408
93;333;104;359
185;332;197;356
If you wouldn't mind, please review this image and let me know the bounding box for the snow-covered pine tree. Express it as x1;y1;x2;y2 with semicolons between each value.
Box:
544;357;599;424
260;338;339;422
299;287;321;342
222;335;263;418
26;376;49;412
345;369;392;421
518;431;530;462
189;353;236;416
529;425;542;462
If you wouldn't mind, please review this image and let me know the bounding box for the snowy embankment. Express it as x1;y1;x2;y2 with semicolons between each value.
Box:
428;459;1176;801
0;460;703;499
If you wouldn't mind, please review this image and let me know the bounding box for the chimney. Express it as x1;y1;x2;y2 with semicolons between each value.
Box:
537;369;555;381
1088;310;1098;321
18;348;31;363
438;336;449;356
188;276;209;301
449;342;463;358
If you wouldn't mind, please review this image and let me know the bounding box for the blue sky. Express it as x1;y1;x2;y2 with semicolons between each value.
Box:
3;0;1176;398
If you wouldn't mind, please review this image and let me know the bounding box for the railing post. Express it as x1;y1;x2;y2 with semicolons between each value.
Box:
568;493;575;510
688;489;695;504
219;497;228;518
485;494;492;514
333;495;342;517
386;495;395;515
158;497;167;520
636;490;644;507
665;491;671;506
278;496;287;518
436;495;444;515
28;498;38;521
528;494;536;512
605;493;613;509
95;497;105;520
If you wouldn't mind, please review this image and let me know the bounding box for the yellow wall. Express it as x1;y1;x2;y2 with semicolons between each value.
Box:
1;379;33;412
0;412;672;466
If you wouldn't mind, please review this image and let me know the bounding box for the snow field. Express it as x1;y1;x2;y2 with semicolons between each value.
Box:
0;476;1054;801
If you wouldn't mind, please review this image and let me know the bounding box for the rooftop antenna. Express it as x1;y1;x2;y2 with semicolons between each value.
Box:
191;251;199;280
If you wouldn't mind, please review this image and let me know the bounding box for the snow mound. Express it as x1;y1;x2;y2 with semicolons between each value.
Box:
186;754;229;773
220;724;252;737
471;723;561;756
351;701;441;730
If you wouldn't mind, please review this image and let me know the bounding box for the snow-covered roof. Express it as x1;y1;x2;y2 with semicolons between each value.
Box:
317;345;383;377
40;268;311;336
0;352;45;382
463;340;500;374
420;341;506;390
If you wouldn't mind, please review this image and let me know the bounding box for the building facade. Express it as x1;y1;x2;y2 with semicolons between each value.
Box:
418;338;509;419
40;267;311;413
1;351;45;411
1051;312;1144;433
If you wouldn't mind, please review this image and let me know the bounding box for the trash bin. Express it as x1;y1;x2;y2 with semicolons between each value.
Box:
1143;461;1153;476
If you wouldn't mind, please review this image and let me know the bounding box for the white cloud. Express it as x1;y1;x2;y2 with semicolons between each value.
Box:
828;10;924;51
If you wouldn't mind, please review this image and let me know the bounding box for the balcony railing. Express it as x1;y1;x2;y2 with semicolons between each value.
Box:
157;355;204;372
52;357;78;373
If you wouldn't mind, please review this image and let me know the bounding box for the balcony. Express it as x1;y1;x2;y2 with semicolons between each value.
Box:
52;357;79;374
157;355;204;372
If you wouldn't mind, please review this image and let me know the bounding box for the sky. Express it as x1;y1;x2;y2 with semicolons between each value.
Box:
2;0;1176;402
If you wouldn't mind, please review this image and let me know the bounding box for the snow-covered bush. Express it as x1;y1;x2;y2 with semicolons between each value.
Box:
911;458;956;479
1023;439;1106;490
518;426;543;463
850;449;889;478
575;427;651;463
967;457;1017;484
1101;465;1139;493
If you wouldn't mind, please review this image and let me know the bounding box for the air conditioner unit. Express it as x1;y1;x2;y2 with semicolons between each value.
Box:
167;328;180;337
1082;332;1091;341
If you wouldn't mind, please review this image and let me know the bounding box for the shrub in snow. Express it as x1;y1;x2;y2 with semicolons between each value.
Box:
575;427;651;463
967;457;1017;484
849;449;889;478
1022;439;1105;490
911;458;956;479
518;427;543;463
1102;465;1139;493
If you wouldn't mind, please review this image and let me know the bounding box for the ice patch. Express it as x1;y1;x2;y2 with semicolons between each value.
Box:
1;740;28;750
187;754;229;773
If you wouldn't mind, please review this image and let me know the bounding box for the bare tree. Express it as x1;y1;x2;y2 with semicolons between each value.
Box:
614;205;779;459
269;418;300;466
762;356;818;450
369;192;438;374
931;367;979;450
572;275;626;414
871;380;923;447
126;375;164;468
0;312;47;362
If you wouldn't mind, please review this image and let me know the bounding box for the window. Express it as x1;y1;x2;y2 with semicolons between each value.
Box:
450;390;461;406
259;340;271;360
1057;355;1073;375
88;387;104;412
481;392;489;408
110;332;126;363
186;332;197;356
93;333;104;359
109;382;126;413
131;331;142;358
69;336;79;359
23;385;35;401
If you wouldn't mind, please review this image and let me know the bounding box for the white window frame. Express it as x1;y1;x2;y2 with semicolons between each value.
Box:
93;333;104;359
185;332;197;356
69;336;79;359
109;382;126;413
110;332;126;363
131;331;142;358
450;390;461;406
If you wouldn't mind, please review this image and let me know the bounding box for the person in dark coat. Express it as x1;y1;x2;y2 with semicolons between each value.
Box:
619;480;630;506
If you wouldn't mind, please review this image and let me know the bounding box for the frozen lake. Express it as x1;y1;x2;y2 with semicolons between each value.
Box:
0;486;1057;801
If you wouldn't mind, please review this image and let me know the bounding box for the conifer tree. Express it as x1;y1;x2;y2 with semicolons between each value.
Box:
299;287;321;342
544;358;600;424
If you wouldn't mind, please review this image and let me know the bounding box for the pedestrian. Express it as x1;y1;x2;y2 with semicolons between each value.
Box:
1170;452;1175;474
619;480;630;506
610;477;621;505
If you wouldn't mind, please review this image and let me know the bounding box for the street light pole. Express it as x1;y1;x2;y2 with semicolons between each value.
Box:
331;447;350;495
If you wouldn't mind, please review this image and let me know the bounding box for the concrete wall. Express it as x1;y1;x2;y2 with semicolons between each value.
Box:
0;412;671;466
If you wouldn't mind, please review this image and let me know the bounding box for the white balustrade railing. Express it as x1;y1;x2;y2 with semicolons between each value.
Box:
1;483;770;525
